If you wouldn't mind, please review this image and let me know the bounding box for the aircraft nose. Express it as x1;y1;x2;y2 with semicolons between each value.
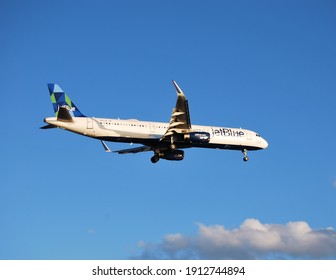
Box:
262;138;269;149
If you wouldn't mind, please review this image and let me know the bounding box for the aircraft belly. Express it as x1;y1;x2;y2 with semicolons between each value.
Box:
192;142;261;151
207;137;261;151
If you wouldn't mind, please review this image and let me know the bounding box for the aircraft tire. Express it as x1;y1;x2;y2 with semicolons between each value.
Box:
151;155;160;163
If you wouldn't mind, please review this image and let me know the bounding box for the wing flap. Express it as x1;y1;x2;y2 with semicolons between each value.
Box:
172;111;185;117
169;121;185;128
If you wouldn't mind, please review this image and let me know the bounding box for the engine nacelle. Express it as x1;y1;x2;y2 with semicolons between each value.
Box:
184;132;210;143
161;150;184;161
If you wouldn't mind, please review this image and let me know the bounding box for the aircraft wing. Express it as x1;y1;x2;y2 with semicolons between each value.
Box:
113;145;153;154
161;81;192;140
100;140;153;154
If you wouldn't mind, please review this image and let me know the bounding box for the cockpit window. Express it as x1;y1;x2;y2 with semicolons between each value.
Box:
256;134;261;137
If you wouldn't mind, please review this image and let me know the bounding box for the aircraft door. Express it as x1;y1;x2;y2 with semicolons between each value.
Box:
149;123;155;133
87;118;94;129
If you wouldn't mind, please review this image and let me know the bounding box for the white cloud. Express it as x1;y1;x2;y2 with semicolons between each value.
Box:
134;219;336;260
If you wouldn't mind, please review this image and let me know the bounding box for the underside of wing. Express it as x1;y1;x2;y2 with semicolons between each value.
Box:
100;140;153;154
113;145;153;154
160;81;192;141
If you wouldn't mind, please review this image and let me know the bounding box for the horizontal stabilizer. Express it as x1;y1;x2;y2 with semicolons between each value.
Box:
40;124;57;129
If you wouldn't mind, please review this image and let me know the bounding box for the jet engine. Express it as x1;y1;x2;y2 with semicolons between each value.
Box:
184;132;210;143
161;150;184;161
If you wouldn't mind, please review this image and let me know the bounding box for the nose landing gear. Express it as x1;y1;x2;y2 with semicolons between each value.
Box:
242;149;249;162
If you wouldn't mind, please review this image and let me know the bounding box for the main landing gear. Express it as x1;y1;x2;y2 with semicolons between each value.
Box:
170;136;176;150
151;148;161;163
242;149;249;162
151;154;160;163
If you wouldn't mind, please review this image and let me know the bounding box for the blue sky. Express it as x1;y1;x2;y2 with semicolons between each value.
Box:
1;0;336;259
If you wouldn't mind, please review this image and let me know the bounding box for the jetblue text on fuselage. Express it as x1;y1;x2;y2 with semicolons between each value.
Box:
59;105;76;111
212;128;245;137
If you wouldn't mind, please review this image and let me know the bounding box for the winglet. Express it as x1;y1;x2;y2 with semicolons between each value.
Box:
172;80;183;94
101;141;111;152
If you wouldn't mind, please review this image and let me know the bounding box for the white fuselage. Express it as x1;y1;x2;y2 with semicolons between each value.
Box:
44;116;268;151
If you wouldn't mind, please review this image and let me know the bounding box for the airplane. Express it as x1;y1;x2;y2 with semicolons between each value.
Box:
41;81;268;163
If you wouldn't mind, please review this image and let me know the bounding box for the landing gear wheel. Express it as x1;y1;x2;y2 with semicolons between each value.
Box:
242;149;249;162
151;155;160;163
170;143;176;150
170;135;176;150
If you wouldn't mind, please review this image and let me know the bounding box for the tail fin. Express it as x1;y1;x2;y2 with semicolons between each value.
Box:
47;83;86;117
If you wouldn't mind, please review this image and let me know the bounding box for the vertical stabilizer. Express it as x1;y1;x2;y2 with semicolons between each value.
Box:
47;84;86;117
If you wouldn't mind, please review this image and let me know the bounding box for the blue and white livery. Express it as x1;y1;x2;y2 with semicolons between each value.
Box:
42;81;268;163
